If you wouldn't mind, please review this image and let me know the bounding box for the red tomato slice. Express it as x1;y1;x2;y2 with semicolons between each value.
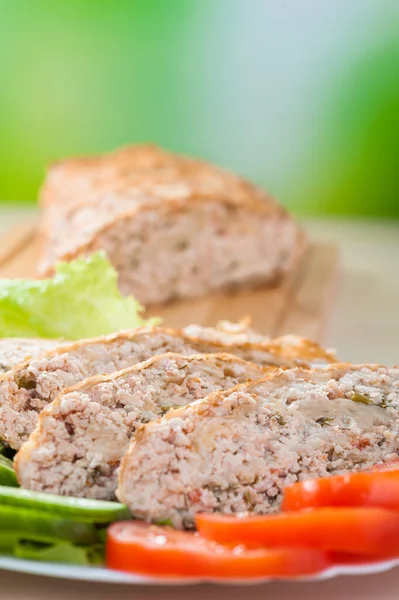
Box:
331;552;393;566
281;471;399;512
106;521;330;579
196;508;399;557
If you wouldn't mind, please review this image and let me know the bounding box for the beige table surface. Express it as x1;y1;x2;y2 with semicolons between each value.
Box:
0;207;398;599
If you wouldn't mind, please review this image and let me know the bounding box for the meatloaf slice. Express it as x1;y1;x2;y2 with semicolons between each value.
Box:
0;339;60;374
182;319;271;345
0;326;335;450
117;363;399;528
15;353;269;500
38;144;306;305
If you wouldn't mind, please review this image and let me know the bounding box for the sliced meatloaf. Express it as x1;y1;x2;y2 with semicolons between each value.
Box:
0;338;60;374
182;319;271;345
117;363;399;528
37;144;306;304
0;325;335;450
15;353;269;500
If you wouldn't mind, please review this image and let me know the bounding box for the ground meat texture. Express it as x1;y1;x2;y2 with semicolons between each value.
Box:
117;363;399;529
63;203;304;306
15;353;268;499
182;319;271;345
0;326;336;450
0;339;60;374
37;145;306;305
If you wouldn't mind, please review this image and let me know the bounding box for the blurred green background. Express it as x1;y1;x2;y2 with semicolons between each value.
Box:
0;0;398;216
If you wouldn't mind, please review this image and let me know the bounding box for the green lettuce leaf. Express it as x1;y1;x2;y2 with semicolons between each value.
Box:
0;456;19;487
13;541;91;565
0;252;158;340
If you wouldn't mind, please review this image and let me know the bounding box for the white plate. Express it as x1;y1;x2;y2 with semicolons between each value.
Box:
1;556;399;585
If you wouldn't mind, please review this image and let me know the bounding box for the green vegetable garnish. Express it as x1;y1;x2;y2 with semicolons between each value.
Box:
274;413;286;426
0;536;106;565
0;533;21;552
0;489;128;566
0;456;19;487
0;505;99;545
0;486;130;522
351;392;372;405
0;252;159;339
13;541;91;566
154;518;174;527
86;543;106;566
380;394;389;409
243;489;255;508
316;417;334;426
0;446;16;461
159;404;181;414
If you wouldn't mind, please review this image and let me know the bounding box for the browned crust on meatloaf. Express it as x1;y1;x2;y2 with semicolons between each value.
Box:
32;351;270;397
37;144;305;277
40;144;285;215
264;335;337;363
0;327;337;377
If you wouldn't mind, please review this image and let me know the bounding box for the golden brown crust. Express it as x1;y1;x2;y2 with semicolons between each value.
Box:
0;328;161;383
51;351;270;400
0;326;336;385
266;334;336;363
40;144;283;215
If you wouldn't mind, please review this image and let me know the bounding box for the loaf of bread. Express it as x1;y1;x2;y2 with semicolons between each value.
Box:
38;145;306;305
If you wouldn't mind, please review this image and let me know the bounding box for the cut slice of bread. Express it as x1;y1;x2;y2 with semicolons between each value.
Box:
38;144;306;305
15;353;270;500
117;363;399;528
0;325;336;450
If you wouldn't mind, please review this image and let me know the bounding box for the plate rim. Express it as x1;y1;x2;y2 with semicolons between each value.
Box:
1;555;399;586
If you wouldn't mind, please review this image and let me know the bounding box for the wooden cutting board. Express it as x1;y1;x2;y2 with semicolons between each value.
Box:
0;219;339;342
